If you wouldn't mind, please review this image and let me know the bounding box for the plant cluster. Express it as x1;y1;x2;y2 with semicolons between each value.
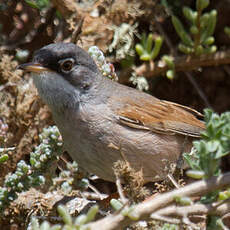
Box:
88;46;118;81
0;126;62;212
135;33;163;61
29;205;99;230
185;109;230;180
172;0;217;55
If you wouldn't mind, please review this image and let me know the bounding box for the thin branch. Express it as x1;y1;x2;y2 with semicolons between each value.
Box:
185;72;212;108
86;172;230;230
167;174;180;189
151;213;180;224
135;49;230;79
154;202;230;218
115;174;128;204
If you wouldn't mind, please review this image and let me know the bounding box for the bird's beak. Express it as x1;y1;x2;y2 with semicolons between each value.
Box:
18;63;51;73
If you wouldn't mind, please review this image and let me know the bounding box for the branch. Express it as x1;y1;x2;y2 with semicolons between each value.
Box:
154;202;230;218
86;172;230;230
134;49;230;78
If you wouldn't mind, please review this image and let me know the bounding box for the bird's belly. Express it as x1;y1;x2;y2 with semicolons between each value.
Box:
56;114;192;183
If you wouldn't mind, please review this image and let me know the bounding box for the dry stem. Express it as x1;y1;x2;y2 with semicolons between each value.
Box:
86;172;230;230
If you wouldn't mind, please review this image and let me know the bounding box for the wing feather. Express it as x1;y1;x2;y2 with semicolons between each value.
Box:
111;96;205;137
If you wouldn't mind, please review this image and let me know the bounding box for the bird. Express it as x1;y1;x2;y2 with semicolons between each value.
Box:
19;42;205;183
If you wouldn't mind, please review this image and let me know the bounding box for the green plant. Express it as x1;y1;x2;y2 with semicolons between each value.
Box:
135;33;163;61
171;0;217;55
224;26;230;37
162;55;175;79
88;46;118;81
0;126;62;212
30;205;99;230
184;109;230;180
184;109;230;228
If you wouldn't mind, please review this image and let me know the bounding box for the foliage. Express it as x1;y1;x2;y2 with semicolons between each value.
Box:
135;33;163;61
0;126;62;212
171;0;217;55
184;109;230;179
52;161;89;194
224;27;230;37
110;199;139;220
29;205;99;230
162;55;175;79
184;109;230;228
88;46;118;81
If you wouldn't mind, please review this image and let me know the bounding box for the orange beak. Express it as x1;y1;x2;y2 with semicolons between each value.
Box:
18;63;51;73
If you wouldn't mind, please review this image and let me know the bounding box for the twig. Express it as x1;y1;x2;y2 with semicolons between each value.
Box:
80;191;108;200
185;72;212;108
167;174;180;189
88;182;106;201
115;174;128;204
86;172;230;230
71;17;84;44
182;216;199;230
212;197;230;208
154;202;230;218
151;213;180;224
134;49;230;79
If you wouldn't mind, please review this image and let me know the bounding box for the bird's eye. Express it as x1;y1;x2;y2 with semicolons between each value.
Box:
59;58;74;72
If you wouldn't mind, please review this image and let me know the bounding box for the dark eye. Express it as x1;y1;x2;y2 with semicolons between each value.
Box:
59;58;74;72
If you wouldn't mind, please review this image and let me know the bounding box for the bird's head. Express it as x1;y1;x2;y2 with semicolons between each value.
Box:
19;43;101;111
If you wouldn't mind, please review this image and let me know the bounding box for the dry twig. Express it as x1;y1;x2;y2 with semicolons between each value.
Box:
134;49;230;79
86;172;230;230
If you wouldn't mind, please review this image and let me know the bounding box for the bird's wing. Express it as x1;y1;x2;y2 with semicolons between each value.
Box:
111;95;205;137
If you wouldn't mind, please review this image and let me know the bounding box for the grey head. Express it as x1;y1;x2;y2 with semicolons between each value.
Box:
19;43;102;112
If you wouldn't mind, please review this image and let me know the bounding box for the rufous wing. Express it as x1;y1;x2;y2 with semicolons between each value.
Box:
113;96;205;137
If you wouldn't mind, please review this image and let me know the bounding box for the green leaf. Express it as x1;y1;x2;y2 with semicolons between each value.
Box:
183;7;197;23
172;16;193;46
203;36;215;45
201;10;217;42
140;53;151;61
135;44;144;56
57;205;72;225
225;27;230;37
85;205;98;223
0;154;8;163
174;196;193;205
196;0;210;11
186;170;205;179
110;198;123;210
178;43;193;54
150;36;163;60
146;33;153;53
166;70;174;79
